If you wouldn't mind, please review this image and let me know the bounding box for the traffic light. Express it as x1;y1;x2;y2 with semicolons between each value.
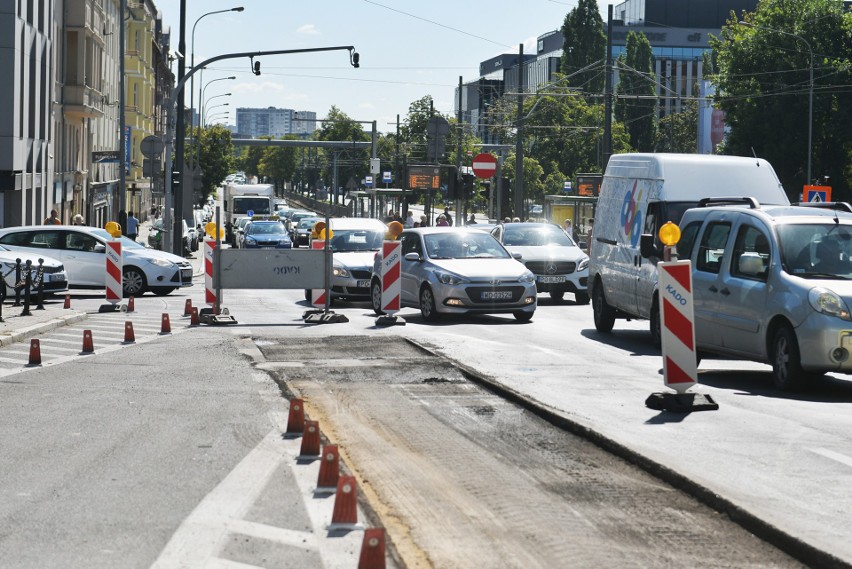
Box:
483;181;491;200
171;170;181;189
461;173;475;200
446;173;458;200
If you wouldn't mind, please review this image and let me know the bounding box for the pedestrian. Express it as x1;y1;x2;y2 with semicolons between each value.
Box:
436;214;449;227
443;206;453;226
126;211;139;242
467;213;477;225
563;218;573;233
383;208;394;223
73;213;85;225
586;218;594;253
420;214;428;227
404;210;414;228
512;217;521;223
43;209;61;225
503;217;511;223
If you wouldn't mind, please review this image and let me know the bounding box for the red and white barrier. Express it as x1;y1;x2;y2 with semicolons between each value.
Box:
380;241;401;314
105;240;122;304
658;261;697;393
204;240;216;307
311;239;327;308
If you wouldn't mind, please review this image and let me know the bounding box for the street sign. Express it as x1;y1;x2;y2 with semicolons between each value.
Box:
407;165;441;190
472;153;497;179
382;171;392;183
804;185;832;203
365;175;374;188
140;135;164;158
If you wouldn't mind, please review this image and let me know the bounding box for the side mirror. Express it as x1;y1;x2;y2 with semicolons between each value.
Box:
93;243;106;253
511;251;523;260
640;233;662;259
404;252;421;262
738;252;766;277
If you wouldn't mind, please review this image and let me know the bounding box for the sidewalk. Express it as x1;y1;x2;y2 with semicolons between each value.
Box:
0;296;87;347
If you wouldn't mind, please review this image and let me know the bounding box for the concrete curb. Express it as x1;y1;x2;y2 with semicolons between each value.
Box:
0;310;89;347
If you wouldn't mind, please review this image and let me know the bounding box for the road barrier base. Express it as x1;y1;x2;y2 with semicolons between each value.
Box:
645;392;719;412
302;310;349;324
98;303;125;313
375;314;405;327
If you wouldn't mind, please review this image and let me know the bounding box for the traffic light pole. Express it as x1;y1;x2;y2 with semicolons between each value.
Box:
162;45;358;254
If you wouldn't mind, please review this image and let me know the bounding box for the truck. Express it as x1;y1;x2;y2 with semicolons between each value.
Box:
223;183;276;245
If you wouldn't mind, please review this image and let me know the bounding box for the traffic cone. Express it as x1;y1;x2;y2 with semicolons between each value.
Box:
160;313;171;334
81;330;94;354
27;339;41;366
183;298;193;316
127;296;135;312
189;307;199;326
299;420;321;458
286;398;305;434
63;294;71;309
330;475;358;526
358;528;387;569
315;444;339;491
123;321;136;343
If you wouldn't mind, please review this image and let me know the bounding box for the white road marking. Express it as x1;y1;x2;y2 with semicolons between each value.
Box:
810;447;852;468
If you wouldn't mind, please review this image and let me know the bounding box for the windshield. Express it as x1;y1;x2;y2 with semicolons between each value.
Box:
247;223;287;236
233;197;272;215
780;223;852;279
425;231;510;259
330;230;384;252
502;224;575;247
90;228;145;249
298;219;321;230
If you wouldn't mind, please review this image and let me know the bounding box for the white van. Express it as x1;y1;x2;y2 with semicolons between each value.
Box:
588;153;790;344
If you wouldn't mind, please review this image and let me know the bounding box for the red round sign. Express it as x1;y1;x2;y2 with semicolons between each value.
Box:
471;153;498;179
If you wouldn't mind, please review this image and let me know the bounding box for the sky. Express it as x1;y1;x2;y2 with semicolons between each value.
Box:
155;0;619;135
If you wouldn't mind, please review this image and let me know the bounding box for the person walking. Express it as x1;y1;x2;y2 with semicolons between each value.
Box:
436;214;449;227
43;209;61;225
73;214;85;225
126;211;139;242
443;206;453;226
404;210;414;228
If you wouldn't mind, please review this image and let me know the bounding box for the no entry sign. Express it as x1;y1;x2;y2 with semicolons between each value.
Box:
472;153;497;179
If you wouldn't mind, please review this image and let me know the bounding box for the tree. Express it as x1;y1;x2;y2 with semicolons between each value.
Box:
655;102;698;153
258;136;297;190
236;137;270;180
560;0;607;96
711;0;852;199
615;31;657;152
316;106;370;194
199;124;234;202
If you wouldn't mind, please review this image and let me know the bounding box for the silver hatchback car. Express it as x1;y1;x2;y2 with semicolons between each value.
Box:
674;200;852;390
371;227;537;322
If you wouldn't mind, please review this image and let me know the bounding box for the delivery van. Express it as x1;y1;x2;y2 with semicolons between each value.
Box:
588;153;790;345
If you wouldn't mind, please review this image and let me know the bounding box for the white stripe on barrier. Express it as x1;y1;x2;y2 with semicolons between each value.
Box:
381;241;401;314
658;260;697;393
105;240;122;304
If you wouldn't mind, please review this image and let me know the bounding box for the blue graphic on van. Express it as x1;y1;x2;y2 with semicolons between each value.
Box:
620;180;644;247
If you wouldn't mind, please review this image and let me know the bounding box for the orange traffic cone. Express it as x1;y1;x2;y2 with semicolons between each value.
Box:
189;306;199;326
286;398;305;434
123;321;136;343
299;420;321;458
316;444;339;491
358;528;387;569
27;339;41;366
160;313;171;334
330;475;359;527
127;295;135;312
63;294;71;309
183;298;193;316
81;330;94;354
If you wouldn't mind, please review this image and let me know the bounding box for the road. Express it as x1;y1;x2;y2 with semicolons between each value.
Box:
0;270;849;567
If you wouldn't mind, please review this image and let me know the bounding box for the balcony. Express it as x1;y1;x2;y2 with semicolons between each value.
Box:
63;85;104;120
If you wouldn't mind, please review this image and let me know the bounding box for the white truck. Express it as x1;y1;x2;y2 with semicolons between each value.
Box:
223;183;276;245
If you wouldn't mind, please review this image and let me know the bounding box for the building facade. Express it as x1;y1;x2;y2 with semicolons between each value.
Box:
235;107;317;139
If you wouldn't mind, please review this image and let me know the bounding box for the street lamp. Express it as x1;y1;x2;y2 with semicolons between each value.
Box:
203;92;231;118
205;103;229;126
739;21;814;184
206;112;230;128
196;76;236;168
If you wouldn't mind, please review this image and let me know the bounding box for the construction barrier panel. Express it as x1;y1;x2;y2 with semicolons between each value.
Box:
659;260;697;393
105;240;122;304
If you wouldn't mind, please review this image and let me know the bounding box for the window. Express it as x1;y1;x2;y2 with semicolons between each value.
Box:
677;221;701;260
730;226;770;281
400;233;421;257
696;222;731;274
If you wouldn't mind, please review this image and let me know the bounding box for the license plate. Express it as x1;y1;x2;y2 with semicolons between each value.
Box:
537;275;565;283
356;279;370;288
481;290;512;300
49;274;64;282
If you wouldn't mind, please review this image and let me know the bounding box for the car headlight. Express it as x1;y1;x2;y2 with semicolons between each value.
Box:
519;271;536;283
577;257;589;272
245;237;257;245
808;287;852;320
333;266;352;278
147;257;175;268
436;271;467;285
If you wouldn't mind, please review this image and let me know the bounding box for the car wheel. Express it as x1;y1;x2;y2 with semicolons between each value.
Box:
592;283;615;333
122;267;147;297
513;310;534;322
419;286;440;322
549;291;565;302
650;298;662;348
771;326;810;391
575;291;590;305
370;278;384;315
150;287;176;296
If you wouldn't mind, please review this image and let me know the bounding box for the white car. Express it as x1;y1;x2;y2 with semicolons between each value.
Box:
310;217;386;302
0;245;69;298
0;225;193;297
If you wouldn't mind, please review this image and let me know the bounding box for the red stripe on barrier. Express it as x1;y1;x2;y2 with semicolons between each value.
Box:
382;261;400;288
665;356;694;384
663;298;694;350
667;263;691;294
382;294;399;312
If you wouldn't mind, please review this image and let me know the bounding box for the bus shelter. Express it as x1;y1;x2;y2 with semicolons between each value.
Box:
367;188;407;220
544;194;598;245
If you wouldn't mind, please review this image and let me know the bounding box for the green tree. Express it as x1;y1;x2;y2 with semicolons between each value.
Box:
236;137;270;180
316;106;370;194
655;102;698;153
615;31;657;152
711;0;852;198
560;0;607;95
401;95;449;164
199;124;234;202
258;136;298;190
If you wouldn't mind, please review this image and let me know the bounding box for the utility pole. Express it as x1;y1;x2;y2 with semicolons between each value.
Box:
456;76;463;227
514;43;524;219
174;0;187;254
118;0;126;215
603;4;614;169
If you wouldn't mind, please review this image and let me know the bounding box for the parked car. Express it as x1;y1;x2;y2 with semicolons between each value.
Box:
304;217;386;302
240;220;293;249
293;217;323;247
148;218;195;255
0;225;193;297
492;222;589;304
634;199;852;390
370;227;537;322
0;245;68;297
233;216;252;248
